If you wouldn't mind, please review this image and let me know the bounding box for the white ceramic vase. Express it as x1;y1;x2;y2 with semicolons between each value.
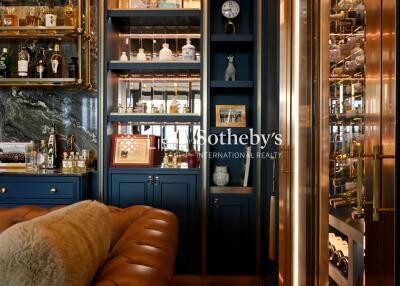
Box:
120;52;128;61
213;166;230;186
182;38;196;61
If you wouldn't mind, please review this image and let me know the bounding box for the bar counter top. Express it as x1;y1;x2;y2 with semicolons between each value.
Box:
0;168;94;176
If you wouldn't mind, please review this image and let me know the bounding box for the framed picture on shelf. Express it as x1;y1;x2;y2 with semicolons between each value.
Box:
110;134;161;167
215;104;246;127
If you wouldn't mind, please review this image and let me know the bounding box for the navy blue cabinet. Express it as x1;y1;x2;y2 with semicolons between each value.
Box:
0;173;92;208
208;193;256;275
109;171;201;274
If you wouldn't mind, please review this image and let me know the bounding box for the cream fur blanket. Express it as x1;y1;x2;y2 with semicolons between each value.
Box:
0;200;110;286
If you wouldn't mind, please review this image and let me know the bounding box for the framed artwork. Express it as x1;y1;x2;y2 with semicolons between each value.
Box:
215;104;246;127
110;134;161;167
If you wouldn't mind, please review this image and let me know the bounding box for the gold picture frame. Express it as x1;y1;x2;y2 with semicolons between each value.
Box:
110;134;161;167
215;105;247;127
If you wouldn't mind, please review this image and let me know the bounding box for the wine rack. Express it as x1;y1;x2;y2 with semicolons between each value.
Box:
328;0;365;285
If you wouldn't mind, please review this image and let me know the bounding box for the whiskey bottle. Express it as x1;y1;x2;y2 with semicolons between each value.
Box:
47;123;58;169
45;0;57;27
0;48;11;78
18;46;30;78
37;140;48;169
3;7;18;27
49;44;63;78
35;48;47;78
64;0;76;26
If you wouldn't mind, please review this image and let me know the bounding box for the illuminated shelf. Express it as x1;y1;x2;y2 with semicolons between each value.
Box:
108;61;201;71
329;207;364;245
108;113;201;123
0;78;78;87
210;186;254;194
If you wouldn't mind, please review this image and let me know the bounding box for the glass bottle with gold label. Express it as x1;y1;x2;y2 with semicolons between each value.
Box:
64;0;76;26
49;44;63;78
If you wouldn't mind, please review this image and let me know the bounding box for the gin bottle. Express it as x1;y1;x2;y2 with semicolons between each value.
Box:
18;46;30;78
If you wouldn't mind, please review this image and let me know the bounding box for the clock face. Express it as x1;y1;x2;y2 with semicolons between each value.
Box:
221;1;240;19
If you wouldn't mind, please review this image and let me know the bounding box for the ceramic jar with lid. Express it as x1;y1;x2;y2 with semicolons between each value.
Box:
159;43;173;61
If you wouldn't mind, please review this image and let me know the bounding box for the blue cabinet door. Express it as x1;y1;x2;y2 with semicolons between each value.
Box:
208;194;255;275
153;174;200;274
110;174;153;208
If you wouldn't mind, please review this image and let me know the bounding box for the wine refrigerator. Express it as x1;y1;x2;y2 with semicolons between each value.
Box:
278;0;397;285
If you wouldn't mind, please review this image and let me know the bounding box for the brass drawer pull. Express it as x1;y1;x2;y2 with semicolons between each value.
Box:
0;187;7;194
49;187;58;193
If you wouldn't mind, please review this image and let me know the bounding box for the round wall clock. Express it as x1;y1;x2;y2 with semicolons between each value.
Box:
221;0;240;34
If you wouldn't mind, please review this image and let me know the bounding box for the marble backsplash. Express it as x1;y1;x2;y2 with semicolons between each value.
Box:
0;87;98;153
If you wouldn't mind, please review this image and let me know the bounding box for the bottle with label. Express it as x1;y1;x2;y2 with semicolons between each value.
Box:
35;48;47;78
49;44;63;78
182;38;196;61
3;7;18;27
37;140;48;169
64;0;76;26
45;0;57;27
18;46;30;78
26;7;38;26
0;48;11;78
47;123;58;169
68;57;79;79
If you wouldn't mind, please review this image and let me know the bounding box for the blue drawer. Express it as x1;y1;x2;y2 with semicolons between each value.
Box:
0;177;78;200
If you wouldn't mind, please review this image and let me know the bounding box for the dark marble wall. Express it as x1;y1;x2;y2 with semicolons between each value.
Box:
0;87;98;152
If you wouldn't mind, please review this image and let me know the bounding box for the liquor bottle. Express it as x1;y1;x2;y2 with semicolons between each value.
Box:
64;0;76;26
37;140;48;169
47;123;58;169
26;7;38;26
18;46;30;78
338;256;349;276
68;57;79;79
45;0;57;27
0;48;11;78
49;44;63;78
3;7;18;27
35;48;47;78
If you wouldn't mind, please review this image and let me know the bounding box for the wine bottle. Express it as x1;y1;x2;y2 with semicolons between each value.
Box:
338;256;349;276
49;44;63;78
47;123;58;169
0;48;11;78
18;46;30;78
35;48;47;78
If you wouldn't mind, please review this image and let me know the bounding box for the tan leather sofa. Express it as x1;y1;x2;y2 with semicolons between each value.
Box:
0;205;179;286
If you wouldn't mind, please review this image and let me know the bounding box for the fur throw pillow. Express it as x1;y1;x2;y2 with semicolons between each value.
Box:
0;200;110;286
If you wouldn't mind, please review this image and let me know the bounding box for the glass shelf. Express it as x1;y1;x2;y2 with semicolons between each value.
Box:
0;26;78;38
0;78;79;87
108;113;201;123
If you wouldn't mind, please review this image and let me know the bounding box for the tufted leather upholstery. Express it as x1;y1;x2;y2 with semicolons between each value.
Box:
0;204;179;286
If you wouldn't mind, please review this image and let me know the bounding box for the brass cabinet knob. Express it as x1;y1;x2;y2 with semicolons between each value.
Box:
0;187;7;194
49;187;57;193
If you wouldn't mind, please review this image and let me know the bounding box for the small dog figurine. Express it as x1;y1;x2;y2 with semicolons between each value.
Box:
225;53;236;81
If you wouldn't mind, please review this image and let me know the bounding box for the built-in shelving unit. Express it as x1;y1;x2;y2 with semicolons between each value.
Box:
103;0;203;274
207;0;257;276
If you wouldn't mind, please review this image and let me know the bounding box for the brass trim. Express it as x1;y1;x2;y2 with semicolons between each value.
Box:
98;0;105;202
201;0;208;276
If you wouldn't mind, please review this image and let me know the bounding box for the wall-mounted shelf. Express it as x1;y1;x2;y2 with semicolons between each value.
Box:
209;127;250;135
108;113;201;123
108;9;201;26
210;81;254;89
210;34;254;42
329;207;364;244
0;78;78;87
210;186;254;194
0;26;78;38
108;61;201;71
